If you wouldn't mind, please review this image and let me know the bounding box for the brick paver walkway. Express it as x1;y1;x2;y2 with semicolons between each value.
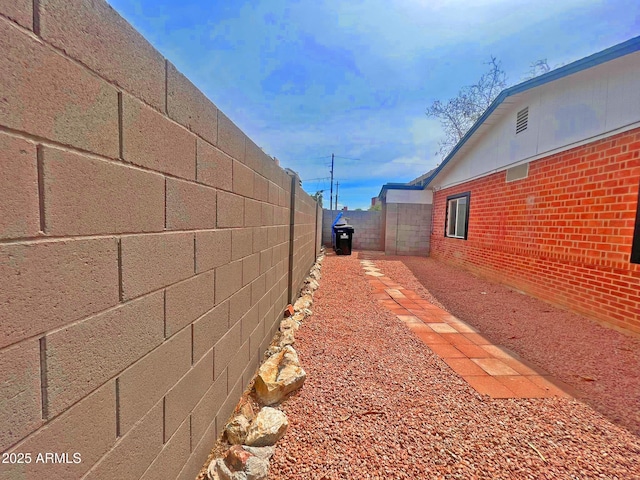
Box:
361;260;575;399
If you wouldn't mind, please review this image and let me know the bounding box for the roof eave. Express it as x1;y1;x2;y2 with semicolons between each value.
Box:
424;35;640;189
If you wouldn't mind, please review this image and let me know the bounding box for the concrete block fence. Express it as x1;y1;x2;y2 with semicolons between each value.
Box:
384;204;432;256
321;209;384;251
0;2;321;479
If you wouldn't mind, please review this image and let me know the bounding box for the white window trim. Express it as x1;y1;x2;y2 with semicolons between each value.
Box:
445;192;470;240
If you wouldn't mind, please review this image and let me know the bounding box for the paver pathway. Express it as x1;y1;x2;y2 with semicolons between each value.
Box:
361;260;574;399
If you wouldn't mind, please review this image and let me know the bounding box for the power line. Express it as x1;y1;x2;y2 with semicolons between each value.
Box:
302;177;331;182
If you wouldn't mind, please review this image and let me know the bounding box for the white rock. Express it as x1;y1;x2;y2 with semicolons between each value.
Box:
300;287;312;297
278;329;295;347
240;401;255;422
293;294;313;311
243;446;276;461
225;414;250;445
280;318;299;332
306;278;319;290
244;407;289;447
245;456;269;480
263;345;282;359
208;458;247;480
255;346;306;405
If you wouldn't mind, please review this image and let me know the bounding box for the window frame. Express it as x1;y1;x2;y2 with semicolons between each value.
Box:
444;191;471;240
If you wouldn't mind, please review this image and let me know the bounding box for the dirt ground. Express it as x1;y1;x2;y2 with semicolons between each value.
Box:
372;253;640;437
267;251;640;479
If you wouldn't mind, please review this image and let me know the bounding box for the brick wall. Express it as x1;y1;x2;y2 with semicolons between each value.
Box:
0;2;319;478
385;203;432;256
321;209;383;250
431;127;640;335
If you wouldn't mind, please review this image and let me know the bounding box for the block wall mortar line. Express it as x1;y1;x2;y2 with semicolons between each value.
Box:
32;0;40;35
117;238;123;302
164;59;169;115
117;91;124;159
163;290;167;339
190;324;194;366
0;229;225;247
36;144;46;233
115;378;121;438
39;336;48;420
212;346;218;385
216;109;220;149
1;13;270;151
162;397;167;445
4;327;204;451
0;124;212;187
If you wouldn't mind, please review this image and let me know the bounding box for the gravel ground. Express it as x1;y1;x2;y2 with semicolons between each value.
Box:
269;252;640;479
374;254;640;437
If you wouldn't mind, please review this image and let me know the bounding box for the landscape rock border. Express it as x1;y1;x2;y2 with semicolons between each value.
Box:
204;249;325;480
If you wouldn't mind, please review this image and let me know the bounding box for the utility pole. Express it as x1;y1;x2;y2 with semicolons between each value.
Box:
335;181;339;211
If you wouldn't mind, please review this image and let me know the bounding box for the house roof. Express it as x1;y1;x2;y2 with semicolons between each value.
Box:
393;35;640;194
408;168;437;187
377;182;423;200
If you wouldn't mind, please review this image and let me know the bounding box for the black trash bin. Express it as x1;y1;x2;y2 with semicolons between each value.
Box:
333;223;355;255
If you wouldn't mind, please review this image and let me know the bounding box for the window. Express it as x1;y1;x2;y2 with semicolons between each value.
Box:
632;184;640;264
445;192;470;239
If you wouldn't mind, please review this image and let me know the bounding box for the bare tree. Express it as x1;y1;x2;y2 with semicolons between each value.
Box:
523;59;551;81
522;58;566;81
426;56;507;158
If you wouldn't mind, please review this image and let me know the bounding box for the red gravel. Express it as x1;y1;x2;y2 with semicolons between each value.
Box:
374;254;640;437
269;252;640;479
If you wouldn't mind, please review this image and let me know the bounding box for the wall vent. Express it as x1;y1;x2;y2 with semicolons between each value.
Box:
515;106;529;134
506;163;529;182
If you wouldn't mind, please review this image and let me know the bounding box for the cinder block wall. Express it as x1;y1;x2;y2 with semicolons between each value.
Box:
431;127;640;335
290;181;319;301
315;202;323;258
384;204;432;256
0;2;318;479
321;209;383;250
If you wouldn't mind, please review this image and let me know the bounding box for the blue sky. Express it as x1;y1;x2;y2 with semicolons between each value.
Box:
109;0;639;210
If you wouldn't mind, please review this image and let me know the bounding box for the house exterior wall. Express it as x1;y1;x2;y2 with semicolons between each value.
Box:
0;3;320;478
386;188;433;204
430;127;640;335
433;50;640;190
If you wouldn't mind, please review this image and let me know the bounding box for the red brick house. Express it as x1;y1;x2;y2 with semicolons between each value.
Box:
382;36;640;335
